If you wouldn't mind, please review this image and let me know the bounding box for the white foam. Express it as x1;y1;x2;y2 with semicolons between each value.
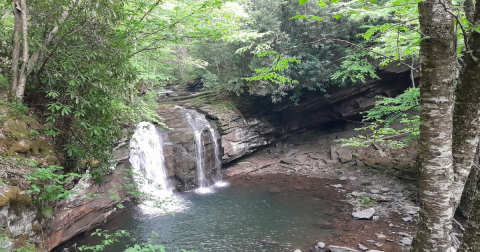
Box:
214;181;230;188
195;187;215;194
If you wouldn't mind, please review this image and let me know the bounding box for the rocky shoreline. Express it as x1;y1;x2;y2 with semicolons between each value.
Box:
221;126;461;252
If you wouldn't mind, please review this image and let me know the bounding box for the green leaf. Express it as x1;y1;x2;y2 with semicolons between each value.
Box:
310;16;324;22
299;0;308;4
290;15;307;19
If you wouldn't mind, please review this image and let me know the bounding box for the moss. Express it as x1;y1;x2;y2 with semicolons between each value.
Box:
0;187;20;207
0;101;56;160
46;157;58;166
10;194;33;207
406;166;418;173
8;179;19;186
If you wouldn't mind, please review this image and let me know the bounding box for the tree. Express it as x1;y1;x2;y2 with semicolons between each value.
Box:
410;0;457;250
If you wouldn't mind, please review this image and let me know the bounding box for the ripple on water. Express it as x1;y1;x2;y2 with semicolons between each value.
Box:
57;183;337;252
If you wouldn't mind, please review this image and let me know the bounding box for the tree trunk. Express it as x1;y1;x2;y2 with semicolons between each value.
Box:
461;143;480;217
458;170;480;251
16;0;29;100
451;4;480;214
410;0;457;251
457;3;480;251
10;0;22;97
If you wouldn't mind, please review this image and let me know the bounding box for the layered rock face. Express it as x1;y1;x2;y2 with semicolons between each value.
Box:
47;144;134;250
152;65;413;190
158;106;220;191
173;67;413;164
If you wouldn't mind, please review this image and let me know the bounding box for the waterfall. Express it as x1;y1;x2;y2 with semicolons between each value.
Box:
130;122;178;214
207;126;223;182
177;106;226;193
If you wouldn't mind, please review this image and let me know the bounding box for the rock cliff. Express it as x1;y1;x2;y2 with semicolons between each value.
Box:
47;143;135;250
164;66;412;165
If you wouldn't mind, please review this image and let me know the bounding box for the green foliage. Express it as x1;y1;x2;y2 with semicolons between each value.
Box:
9;101;29;117
77;229;130;252
337;88;419;149
0;228;10;252
244;51;301;102
190;0;372;100
75;229;194;252
0;74;7;90
12;242;36;252
24;165;87;206
28;130;40;137
331;52;378;83
357;196;377;208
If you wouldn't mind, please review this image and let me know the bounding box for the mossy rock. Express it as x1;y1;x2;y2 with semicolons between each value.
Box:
0;101;57;161
10;194;33;207
0;186;20;207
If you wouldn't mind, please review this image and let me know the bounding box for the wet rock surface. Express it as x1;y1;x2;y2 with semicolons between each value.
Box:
158;66;412;166
157;106;220;191
47;144;135;251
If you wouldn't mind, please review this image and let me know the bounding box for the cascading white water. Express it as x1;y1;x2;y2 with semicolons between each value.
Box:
207;126;223;182
130;122;171;193
130;122;187;215
177;106;227;193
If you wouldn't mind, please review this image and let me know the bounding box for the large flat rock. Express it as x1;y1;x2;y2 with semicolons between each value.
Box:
352;208;376;219
329;245;359;252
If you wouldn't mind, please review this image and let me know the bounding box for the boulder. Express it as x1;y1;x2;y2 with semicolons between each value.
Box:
358;244;368;251
48;145;135;250
328;245;359;252
400;238;412;246
337;149;353;163
352;208;376;219
315;242;326;249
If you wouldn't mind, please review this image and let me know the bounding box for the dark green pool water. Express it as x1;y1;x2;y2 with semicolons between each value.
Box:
58;183;335;252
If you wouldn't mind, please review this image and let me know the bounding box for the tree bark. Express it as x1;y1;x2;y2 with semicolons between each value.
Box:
15;0;28;100
10;0;22;97
461;143;480;217
458;169;480;251
451;1;480;215
410;0;457;251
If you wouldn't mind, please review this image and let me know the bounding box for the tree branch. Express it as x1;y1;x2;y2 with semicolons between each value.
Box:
293;38;419;72
128;3;212;58
26;0;81;75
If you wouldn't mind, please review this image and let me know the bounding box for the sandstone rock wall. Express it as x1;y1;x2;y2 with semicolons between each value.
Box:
47;144;135;251
158;106;220;191
167;67;413;164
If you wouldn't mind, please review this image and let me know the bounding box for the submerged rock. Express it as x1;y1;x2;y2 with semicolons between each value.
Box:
259;240;280;247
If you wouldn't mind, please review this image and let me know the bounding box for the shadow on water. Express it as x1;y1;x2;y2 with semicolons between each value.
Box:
54;181;338;252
